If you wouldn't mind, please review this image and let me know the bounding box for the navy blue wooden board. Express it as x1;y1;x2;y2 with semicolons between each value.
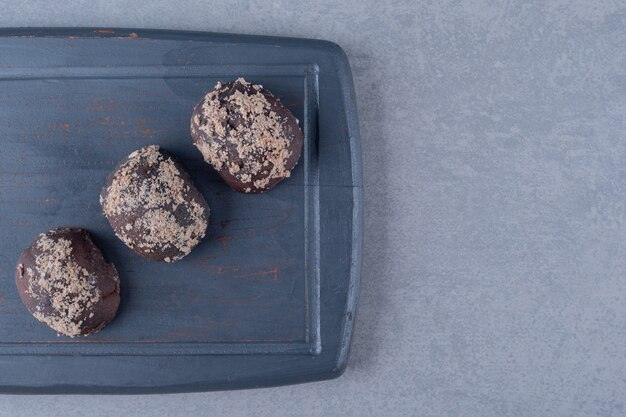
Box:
0;28;362;393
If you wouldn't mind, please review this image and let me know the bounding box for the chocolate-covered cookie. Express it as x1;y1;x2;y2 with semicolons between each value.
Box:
190;78;304;193
100;145;209;262
15;228;120;337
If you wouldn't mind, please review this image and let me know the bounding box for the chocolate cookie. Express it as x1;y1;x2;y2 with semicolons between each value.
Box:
190;78;304;193
100;145;209;262
15;228;120;337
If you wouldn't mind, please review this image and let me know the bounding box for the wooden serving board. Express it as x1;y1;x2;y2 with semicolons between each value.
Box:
0;28;361;393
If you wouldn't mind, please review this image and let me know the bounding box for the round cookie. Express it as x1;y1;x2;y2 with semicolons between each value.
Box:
100;145;209;262
190;77;304;193
15;228;120;337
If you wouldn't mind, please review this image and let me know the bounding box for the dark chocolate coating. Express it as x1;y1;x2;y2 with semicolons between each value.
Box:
15;228;120;337
190;79;304;193
100;145;209;262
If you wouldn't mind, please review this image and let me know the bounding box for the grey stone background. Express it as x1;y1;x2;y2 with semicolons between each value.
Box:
1;0;625;416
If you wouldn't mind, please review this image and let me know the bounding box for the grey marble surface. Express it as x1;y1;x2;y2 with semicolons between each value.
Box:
1;0;625;416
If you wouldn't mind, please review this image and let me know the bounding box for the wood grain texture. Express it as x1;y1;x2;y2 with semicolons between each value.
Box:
0;28;361;392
